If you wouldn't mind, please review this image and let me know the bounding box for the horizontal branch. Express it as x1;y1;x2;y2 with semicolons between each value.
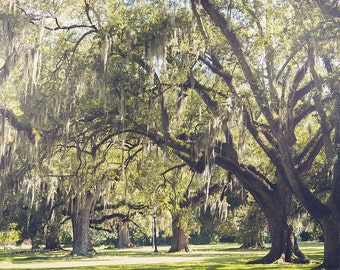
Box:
91;213;127;225
94;201;146;212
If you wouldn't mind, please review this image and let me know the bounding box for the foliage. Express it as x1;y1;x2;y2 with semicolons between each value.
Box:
0;223;20;248
236;199;267;248
1;0;339;266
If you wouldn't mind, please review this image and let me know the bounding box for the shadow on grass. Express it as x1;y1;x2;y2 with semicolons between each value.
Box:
2;242;324;269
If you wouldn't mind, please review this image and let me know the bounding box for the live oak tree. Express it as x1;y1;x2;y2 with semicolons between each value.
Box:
8;0;129;255
112;138;228;253
4;1;339;268
160;160;227;252
0;1;40;222
104;1;307;263
100;0;338;266
186;0;339;268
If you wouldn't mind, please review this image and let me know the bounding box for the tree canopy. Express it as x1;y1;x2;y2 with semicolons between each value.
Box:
0;0;339;268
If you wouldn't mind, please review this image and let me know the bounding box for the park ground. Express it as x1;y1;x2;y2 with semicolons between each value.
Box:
0;242;323;269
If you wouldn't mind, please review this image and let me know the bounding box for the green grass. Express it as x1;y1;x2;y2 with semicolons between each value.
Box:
0;242;324;269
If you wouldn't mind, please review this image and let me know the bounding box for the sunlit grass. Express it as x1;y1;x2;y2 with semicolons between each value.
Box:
0;242;323;269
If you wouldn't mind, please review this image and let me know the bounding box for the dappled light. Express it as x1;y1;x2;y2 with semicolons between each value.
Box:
0;0;339;269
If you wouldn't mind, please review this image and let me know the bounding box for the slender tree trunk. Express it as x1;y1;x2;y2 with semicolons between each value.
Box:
45;224;61;250
45;205;63;250
239;202;265;249
168;215;189;252
117;222;131;248
70;194;95;256
241;233;263;249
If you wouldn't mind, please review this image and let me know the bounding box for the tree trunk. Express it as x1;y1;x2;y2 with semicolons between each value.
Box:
45;224;61;250
70;194;95;256
117;222;131;248
45;205;63;250
241;233;263;249
31;237;41;250
168;215;189;252
250;180;307;264
318;214;340;269
239;202;265;249
260;209;306;263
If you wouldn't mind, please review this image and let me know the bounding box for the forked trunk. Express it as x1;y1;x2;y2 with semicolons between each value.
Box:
260;211;306;264
250;180;307;264
168;216;189;252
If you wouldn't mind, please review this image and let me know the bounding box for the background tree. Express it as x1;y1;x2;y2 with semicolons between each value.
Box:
3;1;338;269
237;198;266;249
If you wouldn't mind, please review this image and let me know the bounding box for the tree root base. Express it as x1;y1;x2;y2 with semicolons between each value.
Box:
248;256;311;265
311;264;340;270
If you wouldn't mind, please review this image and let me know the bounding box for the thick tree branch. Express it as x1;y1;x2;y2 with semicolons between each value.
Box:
243;1;279;111
277;135;330;220
0;108;37;143
192;0;278;134
91;213;127;225
180;182;224;208
243;111;281;169
214;155;274;200
308;46;333;160
199;54;237;95
154;73;171;142
296;132;324;174
95;201;146;212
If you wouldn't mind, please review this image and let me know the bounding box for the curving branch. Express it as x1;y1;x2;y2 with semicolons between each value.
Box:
192;0;278;134
91;213;127;225
243;1;279;111
308;46;333;160
297;133;324;174
199;54;237;95
180;182;224;208
0;107;37;143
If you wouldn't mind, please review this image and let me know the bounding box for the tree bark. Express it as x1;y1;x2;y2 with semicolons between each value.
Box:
117;222;131;248
70;194;95;256
239;204;265;249
259;208;306;263
250;180;307;264
277;128;340;268
317;151;340;269
168;215;189;252
45;224;61;250
318;215;340;269
241;233;263;249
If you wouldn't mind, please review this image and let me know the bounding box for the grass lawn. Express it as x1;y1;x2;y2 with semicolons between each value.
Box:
0;242;323;269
